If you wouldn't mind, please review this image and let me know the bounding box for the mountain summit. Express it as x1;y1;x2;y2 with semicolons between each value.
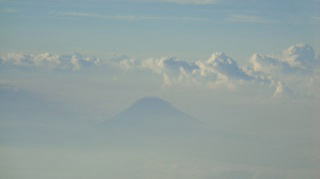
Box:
113;97;193;121
130;97;173;112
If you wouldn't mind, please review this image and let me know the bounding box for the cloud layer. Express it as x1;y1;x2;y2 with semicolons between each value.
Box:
118;44;320;97
1;44;319;98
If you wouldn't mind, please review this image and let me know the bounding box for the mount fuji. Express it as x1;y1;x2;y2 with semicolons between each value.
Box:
104;97;204;134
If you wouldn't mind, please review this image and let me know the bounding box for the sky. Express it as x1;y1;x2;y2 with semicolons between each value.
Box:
0;0;320;179
0;0;320;59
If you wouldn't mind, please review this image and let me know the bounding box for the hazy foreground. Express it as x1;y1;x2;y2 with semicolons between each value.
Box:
1;93;319;179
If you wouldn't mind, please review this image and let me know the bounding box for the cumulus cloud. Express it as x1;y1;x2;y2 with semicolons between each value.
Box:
249;54;291;74
245;44;320;98
139;57;199;87
141;57;198;74
196;52;252;81
0;52;100;71
120;53;258;89
116;44;319;98
249;44;319;74
283;44;318;70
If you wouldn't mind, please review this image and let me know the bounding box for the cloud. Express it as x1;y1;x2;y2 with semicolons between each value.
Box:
0;52;100;71
139;57;200;87
249;54;292;74
117;44;319;98
134;53;258;86
141;57;198;74
196;52;252;81
1;44;319;98
272;81;294;98
246;44;320;98
283;44;318;70
119;58;138;70
54;12;208;22
121;53;258;89
226;14;275;24
249;44;320;75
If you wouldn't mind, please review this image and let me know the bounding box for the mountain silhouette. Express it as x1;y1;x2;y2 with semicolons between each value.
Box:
101;97;205;142
113;97;196;122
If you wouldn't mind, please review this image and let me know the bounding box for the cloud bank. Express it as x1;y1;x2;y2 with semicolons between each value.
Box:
1;44;319;98
118;44;320;97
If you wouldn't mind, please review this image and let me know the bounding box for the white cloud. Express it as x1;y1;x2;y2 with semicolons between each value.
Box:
139;57;200;87
196;52;252;81
249;44;319;74
141;57;198;74
282;44;318;70
249;54;291;74
246;44;320;98
121;53;258;89
0;52;100;71
117;44;320;98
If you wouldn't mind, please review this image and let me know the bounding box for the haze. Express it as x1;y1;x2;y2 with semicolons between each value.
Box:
0;0;320;178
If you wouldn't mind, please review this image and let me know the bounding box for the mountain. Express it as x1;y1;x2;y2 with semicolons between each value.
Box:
100;97;207;145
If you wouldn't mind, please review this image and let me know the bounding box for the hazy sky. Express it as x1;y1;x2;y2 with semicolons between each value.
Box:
0;0;320;59
0;1;320;178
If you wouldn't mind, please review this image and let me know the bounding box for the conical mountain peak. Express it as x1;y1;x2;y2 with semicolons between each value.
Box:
110;96;196;123
103;96;204;137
